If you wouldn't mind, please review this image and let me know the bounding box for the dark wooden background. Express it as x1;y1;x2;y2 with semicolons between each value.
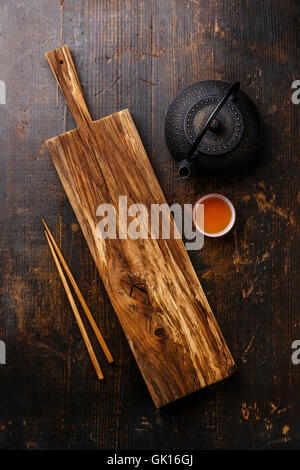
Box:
0;0;299;450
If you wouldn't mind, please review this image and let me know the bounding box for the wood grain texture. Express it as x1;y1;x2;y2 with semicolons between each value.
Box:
45;45;235;407
0;0;299;449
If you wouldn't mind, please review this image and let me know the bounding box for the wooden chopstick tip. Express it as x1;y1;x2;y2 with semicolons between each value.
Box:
42;218;49;234
42;218;49;230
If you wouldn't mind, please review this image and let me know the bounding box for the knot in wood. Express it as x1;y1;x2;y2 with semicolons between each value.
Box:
154;327;166;339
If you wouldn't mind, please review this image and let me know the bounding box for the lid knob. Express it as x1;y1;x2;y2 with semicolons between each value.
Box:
209;119;220;131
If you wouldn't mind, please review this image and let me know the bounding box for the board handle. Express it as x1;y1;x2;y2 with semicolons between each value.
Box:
46;45;92;129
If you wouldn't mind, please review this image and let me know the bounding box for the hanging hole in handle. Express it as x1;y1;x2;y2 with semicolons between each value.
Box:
178;166;190;179
60;60;64;64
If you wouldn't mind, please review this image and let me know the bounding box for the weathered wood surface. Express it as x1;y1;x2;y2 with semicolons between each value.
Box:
45;45;235;408
0;0;299;449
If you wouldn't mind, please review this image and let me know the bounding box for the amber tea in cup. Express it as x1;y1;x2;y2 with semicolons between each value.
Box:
193;194;236;237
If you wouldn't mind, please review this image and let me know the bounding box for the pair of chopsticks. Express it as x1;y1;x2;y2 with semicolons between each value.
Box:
43;219;114;380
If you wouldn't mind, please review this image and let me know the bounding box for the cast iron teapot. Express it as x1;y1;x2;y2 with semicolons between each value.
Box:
165;80;260;178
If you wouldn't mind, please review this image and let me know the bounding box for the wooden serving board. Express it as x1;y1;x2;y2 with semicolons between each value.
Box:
45;46;236;407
